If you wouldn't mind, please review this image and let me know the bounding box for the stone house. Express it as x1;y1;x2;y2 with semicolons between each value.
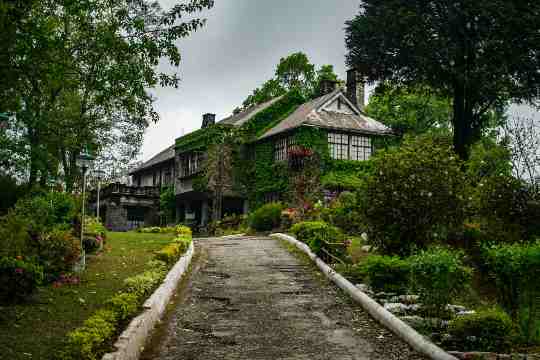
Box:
97;69;391;231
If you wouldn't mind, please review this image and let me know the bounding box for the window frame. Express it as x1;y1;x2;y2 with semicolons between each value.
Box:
328;132;372;161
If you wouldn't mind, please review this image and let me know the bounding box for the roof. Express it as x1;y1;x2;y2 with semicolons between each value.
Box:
258;89;391;140
217;96;283;126
132;97;284;175
129;145;175;175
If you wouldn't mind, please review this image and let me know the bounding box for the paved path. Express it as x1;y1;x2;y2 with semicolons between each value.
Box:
141;236;425;360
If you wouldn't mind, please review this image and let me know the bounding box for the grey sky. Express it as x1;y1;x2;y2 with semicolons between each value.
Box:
141;0;360;161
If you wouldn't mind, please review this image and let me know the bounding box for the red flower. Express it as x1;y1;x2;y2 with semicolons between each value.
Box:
14;268;24;274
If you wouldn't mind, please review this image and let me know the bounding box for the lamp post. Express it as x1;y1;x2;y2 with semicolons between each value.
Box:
75;147;95;272
94;169;106;221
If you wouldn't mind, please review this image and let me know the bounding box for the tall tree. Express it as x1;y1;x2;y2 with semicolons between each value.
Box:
0;0;214;189
365;82;452;138
345;0;540;159
240;52;339;110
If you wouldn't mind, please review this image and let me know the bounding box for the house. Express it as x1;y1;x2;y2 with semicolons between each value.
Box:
95;69;391;231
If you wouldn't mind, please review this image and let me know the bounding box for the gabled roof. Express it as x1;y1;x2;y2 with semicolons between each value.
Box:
258;89;391;140
217;96;283;126
129;145;175;175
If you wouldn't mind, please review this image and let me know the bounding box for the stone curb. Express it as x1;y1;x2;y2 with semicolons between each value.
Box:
102;241;195;360
271;233;458;360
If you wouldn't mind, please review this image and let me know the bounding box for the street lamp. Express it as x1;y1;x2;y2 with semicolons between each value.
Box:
94;169;106;221
75;146;95;272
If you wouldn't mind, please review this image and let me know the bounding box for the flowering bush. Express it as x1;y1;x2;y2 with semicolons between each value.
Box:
0;256;44;303
37;228;81;274
361;135;467;255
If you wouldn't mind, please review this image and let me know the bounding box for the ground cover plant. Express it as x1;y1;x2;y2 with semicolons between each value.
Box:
0;231;176;360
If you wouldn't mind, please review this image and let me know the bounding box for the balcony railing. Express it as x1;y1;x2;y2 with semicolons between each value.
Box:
101;183;160;198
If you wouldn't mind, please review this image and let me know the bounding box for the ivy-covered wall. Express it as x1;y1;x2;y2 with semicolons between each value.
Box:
173;88;380;210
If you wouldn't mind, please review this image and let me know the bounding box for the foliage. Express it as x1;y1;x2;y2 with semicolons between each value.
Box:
408;246;473;317
104;293;139;321
345;0;539;159
0;256;44;303
361;135;467;255
475;175;539;243
359;255;410;293
11;191;78;234
0;175;24;215
447;308;515;352
175;124;230;154
173;225;192;237
123;268;166;298
37;228;81;274
365;82;452;141
160;187;176;225
483;241;540;344
248;202;284;232
466;138;512;185
84;217;106;237
321;191;365;235
240;52;339;109
60;309;117;360
290;221;343;254
1;0;214;188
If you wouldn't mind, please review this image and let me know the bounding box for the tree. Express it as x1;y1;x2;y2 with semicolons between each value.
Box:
345;0;540;159
0;0;214;190
240;52;339;109
366;83;452;138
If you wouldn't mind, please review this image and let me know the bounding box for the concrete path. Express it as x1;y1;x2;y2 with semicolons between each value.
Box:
141;236;426;360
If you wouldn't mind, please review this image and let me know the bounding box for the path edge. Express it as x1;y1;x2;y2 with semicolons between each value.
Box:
102;241;195;360
271;233;458;360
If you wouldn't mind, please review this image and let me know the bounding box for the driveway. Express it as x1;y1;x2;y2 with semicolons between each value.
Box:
141;236;425;360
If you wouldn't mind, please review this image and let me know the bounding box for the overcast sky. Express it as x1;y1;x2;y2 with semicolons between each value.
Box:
141;0;360;161
141;0;539;162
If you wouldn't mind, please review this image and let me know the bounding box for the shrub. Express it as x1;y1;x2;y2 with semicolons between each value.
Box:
359;255;410;293
483;241;540;344
248;202;284;231
174;224;192;236
37;228;81;274
155;243;182;264
475;175;539;243
447;308;515;352
321;191;365;235
123;269;165;297
84;217;106;237
105;293;139;321
174;235;192;254
12;191;78;234
0;212;32;258
60;309;117;360
361;135;467;255
0;256;44;303
408;246;473;317
290;221;342;254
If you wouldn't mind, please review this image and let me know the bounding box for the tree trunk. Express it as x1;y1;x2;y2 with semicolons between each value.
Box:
452;82;475;160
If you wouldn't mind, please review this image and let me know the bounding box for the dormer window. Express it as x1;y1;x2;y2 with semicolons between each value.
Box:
179;152;204;178
274;136;294;162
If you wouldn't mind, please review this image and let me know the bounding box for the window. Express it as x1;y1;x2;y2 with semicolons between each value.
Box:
274;136;294;162
328;133;349;160
328;132;372;161
179;152;204;178
350;135;372;161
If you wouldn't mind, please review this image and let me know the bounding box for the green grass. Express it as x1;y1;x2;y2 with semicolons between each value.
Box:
0;232;175;360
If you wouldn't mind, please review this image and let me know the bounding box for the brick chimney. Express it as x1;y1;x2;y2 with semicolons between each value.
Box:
346;69;365;111
202;113;216;128
319;79;338;96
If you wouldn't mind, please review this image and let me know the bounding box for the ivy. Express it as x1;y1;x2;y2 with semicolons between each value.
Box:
240;90;306;141
175;124;230;154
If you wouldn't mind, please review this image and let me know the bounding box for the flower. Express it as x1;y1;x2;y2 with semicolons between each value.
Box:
14;268;24;274
15;255;22;260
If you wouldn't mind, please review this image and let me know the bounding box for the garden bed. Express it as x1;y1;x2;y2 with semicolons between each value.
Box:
0;232;175;360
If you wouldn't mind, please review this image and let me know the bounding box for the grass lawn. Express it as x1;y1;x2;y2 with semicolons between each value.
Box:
0;232;175;360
